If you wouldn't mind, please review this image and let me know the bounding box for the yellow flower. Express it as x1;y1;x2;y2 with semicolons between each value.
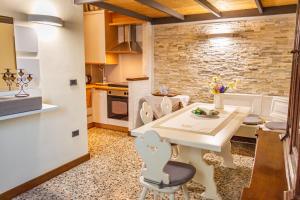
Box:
212;76;219;82
210;89;220;95
228;82;235;89
209;83;215;88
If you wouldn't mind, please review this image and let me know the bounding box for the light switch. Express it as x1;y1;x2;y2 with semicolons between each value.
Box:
70;79;78;86
72;130;79;137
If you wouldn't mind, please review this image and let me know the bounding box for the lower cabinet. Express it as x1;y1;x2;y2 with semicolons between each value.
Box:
92;89;129;128
86;88;92;108
92;89;107;124
86;88;93;124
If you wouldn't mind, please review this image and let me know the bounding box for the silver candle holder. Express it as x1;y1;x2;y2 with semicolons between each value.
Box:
15;69;33;97
1;68;33;97
2;68;16;91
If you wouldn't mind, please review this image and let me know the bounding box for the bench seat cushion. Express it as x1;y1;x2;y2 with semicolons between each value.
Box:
243;114;264;125
265;122;287;130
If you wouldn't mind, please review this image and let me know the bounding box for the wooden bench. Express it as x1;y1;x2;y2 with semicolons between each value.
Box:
241;130;288;200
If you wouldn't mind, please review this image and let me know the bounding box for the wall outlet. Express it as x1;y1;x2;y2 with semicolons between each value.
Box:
70;79;77;86
72;130;80;137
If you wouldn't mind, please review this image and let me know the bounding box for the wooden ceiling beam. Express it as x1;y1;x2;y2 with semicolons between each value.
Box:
194;0;221;17
254;0;264;14
90;1;152;21
152;4;297;25
135;0;184;20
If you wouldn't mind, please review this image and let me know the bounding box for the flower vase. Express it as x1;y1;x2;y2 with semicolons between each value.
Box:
214;94;224;109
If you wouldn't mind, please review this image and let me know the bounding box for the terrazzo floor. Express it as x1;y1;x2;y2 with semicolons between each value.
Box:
14;128;255;200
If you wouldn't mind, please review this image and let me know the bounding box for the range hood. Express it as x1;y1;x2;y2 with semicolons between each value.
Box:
107;25;142;54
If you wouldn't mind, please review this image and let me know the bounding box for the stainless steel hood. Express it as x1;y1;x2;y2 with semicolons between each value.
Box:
107;25;142;54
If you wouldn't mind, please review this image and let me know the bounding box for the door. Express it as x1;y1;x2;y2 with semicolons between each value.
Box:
285;0;300;199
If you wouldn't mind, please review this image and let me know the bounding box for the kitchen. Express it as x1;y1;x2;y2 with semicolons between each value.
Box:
1;0;298;199
84;5;151;132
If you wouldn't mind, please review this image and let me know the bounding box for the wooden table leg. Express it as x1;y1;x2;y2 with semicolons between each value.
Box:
219;141;236;169
178;145;221;200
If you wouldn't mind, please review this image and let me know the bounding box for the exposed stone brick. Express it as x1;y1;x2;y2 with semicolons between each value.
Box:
154;16;295;102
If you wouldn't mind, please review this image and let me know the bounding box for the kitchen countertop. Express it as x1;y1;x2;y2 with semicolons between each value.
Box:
126;76;149;81
86;84;128;91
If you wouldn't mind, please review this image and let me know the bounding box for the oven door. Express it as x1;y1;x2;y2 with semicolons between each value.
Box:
107;94;128;121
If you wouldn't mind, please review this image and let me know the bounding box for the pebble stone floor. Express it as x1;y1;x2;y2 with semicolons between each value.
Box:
14;128;255;200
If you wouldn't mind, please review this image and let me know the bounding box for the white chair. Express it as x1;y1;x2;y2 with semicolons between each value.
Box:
135;130;196;200
141;100;179;158
161;96;173;115
140;102;154;125
160;96;180;157
262;97;288;133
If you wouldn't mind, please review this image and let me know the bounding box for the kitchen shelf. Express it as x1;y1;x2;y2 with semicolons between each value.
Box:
0;104;58;121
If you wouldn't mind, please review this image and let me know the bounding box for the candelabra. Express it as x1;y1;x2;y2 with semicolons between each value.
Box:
2;68;16;91
15;69;33;97
2;68;33;97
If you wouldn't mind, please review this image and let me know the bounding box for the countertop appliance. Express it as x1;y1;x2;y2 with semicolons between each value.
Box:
86;75;92;84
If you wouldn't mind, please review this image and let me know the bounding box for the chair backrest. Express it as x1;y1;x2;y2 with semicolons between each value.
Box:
160;96;172;115
270;96;289;122
140;102;154;124
135;130;171;185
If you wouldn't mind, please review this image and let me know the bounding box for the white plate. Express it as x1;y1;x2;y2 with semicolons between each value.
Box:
191;112;220;119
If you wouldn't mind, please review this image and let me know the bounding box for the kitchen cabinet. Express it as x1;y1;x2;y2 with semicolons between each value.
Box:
86;88;92;108
109;13;145;26
84;10;118;65
86;88;93;124
92;89;107;124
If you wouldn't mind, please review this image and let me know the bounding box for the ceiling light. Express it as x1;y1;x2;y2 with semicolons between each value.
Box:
28;14;64;27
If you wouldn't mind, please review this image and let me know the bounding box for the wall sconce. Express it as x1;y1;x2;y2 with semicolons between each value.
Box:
28;14;64;27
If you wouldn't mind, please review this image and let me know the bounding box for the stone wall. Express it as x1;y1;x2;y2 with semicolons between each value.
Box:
153;15;295;102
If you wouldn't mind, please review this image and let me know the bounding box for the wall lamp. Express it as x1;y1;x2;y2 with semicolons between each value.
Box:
28;14;64;27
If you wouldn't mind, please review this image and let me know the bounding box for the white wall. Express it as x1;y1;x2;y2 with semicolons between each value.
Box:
0;0;88;194
119;54;143;80
105;54;144;82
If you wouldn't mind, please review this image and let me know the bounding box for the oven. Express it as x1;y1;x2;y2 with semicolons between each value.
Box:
107;90;128;121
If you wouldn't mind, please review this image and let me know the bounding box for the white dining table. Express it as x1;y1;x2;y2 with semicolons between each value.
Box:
131;102;251;200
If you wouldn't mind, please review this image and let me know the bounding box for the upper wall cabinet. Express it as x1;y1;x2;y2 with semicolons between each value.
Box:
109;13;145;26
84;10;118;65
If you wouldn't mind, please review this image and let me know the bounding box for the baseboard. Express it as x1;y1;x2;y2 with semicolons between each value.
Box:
87;122;95;129
0;153;90;200
94;122;128;133
231;136;257;144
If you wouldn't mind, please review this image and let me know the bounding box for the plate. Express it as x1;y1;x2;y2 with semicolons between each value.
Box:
191;107;220;118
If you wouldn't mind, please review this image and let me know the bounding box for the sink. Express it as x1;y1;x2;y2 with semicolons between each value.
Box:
0;96;42;117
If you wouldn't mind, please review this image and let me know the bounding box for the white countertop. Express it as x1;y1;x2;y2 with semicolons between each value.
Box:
0;104;58;121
